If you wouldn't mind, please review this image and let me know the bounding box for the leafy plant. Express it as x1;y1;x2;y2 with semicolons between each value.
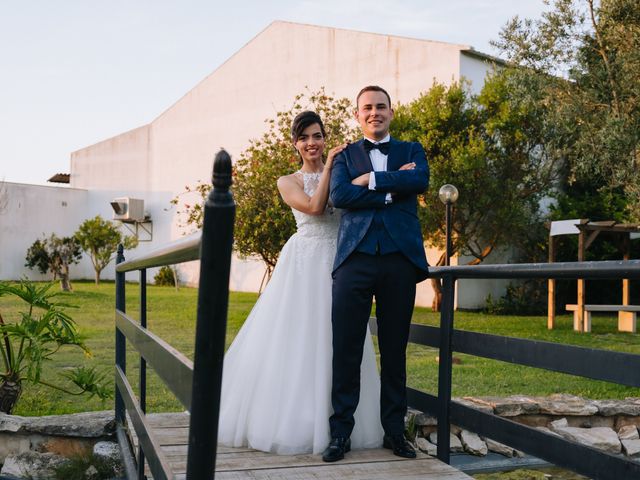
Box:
392;75;558;309
493;0;640;220
0;280;111;414
25;234;83;291
154;265;179;289
171;88;358;283
53;452;122;480
75;215;138;285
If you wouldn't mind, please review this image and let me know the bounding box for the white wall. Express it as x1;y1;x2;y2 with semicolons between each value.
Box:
0;182;91;280
0;182;174;283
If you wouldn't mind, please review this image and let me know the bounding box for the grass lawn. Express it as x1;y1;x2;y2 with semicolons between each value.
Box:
1;280;639;416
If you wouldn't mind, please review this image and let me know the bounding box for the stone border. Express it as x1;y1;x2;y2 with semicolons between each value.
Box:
407;394;640;461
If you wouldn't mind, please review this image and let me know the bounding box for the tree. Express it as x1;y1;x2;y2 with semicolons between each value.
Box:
25;234;83;291
75;216;137;284
391;75;560;309
493;0;640;220
0;280;110;413
171;89;359;285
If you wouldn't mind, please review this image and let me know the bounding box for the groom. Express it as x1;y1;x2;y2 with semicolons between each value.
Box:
323;85;429;462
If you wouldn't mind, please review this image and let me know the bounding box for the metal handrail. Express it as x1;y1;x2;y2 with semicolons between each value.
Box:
116;232;201;273
115;149;235;480
429;259;640;279
413;258;640;480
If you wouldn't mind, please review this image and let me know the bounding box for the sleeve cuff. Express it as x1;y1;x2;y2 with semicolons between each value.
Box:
368;172;376;190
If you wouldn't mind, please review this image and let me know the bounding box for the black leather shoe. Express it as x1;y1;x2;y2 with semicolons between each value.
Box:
322;437;351;462
383;434;417;458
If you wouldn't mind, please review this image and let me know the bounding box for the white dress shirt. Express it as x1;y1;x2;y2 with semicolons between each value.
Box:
365;134;392;203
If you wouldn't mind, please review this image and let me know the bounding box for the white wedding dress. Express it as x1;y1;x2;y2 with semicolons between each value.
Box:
217;171;384;455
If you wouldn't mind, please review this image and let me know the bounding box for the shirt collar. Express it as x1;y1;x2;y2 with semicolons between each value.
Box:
363;134;390;144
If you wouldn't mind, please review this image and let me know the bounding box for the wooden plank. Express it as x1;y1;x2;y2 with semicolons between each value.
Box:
169;456;470;479
548;235;556;330
215;449;435;472
146;412;190;428
566;304;640;312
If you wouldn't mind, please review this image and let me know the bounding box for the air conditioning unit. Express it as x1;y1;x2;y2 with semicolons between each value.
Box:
110;197;145;222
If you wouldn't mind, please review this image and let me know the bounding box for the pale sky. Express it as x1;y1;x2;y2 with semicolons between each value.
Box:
0;0;549;185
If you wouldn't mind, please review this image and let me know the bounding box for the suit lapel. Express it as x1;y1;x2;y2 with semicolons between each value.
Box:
349;140;373;173
386;138;402;171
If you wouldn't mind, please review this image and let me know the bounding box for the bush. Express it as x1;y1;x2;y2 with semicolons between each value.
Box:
53;452;122;480
154;265;177;286
485;280;547;316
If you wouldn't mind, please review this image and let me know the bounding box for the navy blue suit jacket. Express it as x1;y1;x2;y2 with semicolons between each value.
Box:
330;138;430;280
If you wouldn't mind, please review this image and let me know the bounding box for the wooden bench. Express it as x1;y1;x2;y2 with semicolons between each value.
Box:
565;304;640;333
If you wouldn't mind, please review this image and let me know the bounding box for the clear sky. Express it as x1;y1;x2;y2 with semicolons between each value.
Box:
0;0;549;185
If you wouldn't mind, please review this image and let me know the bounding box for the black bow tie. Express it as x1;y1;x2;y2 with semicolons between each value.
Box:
364;139;390;155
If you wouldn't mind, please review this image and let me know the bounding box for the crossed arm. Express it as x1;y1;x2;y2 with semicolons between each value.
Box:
330;142;429;209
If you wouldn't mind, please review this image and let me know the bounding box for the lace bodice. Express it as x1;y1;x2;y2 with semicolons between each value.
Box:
291;171;340;239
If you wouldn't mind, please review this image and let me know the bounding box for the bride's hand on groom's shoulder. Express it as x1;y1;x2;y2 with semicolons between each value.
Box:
326;143;348;169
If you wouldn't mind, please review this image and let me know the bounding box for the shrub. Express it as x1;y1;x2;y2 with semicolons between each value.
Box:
154;265;178;286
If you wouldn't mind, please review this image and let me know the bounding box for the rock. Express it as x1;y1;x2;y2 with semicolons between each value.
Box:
459;430;487;456
462;396;540;417
484;438;516;457
40;437;93;457
415;437;437;456
93;440;121;462
553;426;621;454
0;433;31;463
0;411;115;438
428;432;463;452
537;394;598;416
622;439;640;458
85;464;100;479
595;399;640;417
1;451;67;479
536;426;562;437
618;425;639;441
450;425;462;436
454;397;494;415
549;418;569;430
405;408;437;428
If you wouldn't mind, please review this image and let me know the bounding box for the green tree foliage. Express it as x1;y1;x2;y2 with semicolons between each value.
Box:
391;76;559;308
493;0;640;220
75;216;137;284
25;234;82;292
172;89;358;282
0;280;110;413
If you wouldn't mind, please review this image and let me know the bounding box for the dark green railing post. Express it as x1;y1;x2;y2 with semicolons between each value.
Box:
437;274;456;463
115;244;126;426
138;268;147;480
186;149;235;480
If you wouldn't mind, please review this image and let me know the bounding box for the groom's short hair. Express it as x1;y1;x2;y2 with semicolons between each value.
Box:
356;85;391;108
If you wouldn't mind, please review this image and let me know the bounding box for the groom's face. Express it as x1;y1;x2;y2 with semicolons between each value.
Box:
355;90;393;141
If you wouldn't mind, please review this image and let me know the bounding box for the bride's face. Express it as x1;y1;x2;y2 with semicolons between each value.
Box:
294;123;325;163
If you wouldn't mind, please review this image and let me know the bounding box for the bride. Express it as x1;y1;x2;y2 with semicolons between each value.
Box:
217;111;384;455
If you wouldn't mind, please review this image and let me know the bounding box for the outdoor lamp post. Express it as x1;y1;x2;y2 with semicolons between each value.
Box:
438;184;459;266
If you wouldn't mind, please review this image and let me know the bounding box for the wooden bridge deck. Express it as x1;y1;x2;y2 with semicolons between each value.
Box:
133;413;472;479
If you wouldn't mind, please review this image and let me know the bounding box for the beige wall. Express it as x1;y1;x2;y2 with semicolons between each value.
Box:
67;21;499;308
71;124;151;191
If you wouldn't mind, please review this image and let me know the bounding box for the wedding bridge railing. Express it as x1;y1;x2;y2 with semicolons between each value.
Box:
370;260;640;480
114;150;235;480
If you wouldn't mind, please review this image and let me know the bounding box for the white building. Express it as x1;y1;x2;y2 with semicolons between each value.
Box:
1;21;507;308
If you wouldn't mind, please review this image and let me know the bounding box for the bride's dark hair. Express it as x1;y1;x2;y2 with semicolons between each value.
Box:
291;111;326;142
